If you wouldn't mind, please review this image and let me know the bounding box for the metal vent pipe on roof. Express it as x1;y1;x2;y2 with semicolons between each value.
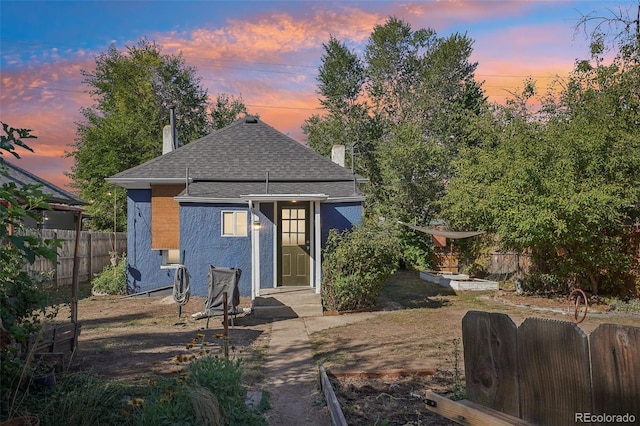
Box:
169;106;178;150
265;171;270;193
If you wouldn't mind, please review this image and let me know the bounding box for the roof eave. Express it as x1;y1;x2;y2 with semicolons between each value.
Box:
105;177;186;189
240;194;328;202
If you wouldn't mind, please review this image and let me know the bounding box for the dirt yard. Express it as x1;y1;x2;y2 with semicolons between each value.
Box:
310;271;640;425
54;271;639;425
56;293;269;386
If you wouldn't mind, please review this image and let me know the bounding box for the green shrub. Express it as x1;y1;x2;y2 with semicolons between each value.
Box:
607;298;640;313
15;356;268;425
1;123;61;420
398;228;434;271
520;273;567;295
137;377;199;426
322;219;400;312
186;356;266;426
22;374;131;426
91;255;127;295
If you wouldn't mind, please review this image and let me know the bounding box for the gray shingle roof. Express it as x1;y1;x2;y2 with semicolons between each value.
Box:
1;160;86;205
108;117;363;199
181;180;360;199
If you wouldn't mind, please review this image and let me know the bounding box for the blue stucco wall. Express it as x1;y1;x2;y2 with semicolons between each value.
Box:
126;189;177;294
258;203;274;289
180;203;252;297
320;202;363;246
126;193;362;297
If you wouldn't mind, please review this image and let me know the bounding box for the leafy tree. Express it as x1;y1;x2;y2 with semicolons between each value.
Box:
68;39;210;231
441;28;640;296
1;123;60;417
210;93;252;130
365;18;486;226
303;36;374;172
304;18;486;229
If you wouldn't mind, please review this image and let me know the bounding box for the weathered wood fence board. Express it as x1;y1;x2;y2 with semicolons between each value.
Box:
463;312;640;426
590;323;640;416
462;311;519;417
26;322;82;372
517;318;592;425
22;229;127;286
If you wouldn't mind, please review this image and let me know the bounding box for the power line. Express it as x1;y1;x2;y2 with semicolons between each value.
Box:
194;62;316;76
0;82;327;112
184;56;318;70
1;68;569;112
0;83;88;95
246;103;324;111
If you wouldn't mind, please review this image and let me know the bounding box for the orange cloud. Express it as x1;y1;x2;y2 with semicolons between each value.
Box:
156;6;379;64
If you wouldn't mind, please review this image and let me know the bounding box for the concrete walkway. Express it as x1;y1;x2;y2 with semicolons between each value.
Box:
264;317;330;425
263;313;380;425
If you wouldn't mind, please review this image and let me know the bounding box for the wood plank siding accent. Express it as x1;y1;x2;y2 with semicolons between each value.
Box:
151;185;183;250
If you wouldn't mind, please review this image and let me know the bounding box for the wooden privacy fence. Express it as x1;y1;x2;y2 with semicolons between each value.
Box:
25;229;127;286
488;252;532;277
463;311;640;425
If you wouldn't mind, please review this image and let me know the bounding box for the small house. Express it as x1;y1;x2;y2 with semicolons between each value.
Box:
0;160;85;230
107;117;364;298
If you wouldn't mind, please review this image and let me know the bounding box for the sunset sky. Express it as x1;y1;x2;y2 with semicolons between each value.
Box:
1;0;635;191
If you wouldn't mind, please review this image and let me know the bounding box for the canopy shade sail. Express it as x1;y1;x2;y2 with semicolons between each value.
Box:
399;221;485;240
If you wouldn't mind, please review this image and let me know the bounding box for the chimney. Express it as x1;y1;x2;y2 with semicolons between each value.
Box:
331;145;345;167
162;125;173;154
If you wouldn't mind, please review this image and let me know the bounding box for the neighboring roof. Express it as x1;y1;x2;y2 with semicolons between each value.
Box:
0;159;86;206
399;221;485;239
107;116;364;199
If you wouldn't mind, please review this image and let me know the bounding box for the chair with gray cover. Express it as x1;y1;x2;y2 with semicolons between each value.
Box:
192;266;242;328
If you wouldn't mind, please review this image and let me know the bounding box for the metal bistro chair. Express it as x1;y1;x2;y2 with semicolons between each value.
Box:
192;266;242;328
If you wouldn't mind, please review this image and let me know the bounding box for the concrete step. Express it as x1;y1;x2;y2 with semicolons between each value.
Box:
252;287;323;318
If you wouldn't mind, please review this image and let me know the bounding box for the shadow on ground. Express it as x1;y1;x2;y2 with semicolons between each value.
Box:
377;270;457;310
74;323;265;382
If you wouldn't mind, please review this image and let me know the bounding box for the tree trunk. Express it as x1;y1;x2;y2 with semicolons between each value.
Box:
588;273;599;296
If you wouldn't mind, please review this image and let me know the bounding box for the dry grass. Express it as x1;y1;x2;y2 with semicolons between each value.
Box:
311;270;640;372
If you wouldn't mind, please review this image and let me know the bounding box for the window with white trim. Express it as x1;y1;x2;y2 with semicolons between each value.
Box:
221;211;248;237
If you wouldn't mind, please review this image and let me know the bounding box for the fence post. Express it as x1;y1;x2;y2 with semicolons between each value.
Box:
87;231;92;280
53;230;59;287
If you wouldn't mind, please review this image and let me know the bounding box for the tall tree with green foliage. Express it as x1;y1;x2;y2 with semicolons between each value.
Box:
68;39;210;231
365;18;486;224
302;35;378;179
441;19;640;296
304;18;486;227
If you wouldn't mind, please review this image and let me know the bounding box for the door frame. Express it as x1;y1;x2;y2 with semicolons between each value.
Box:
276;201;311;286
